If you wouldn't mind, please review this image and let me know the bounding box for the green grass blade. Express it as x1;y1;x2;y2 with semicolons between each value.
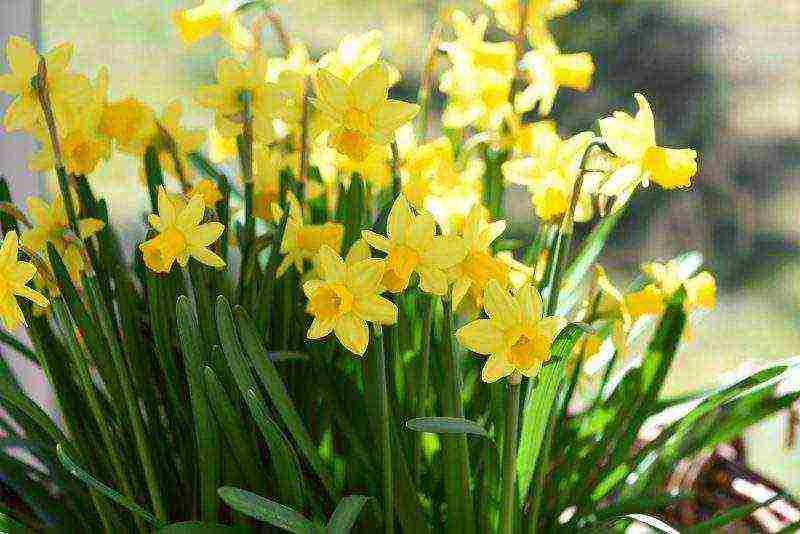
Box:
218;487;319;533
216;297;304;507
406;417;491;439
683;495;781;533
326;495;370;533
516;323;591;507
234;306;337;499
56;444;159;527
176;296;220;523
154;521;247;533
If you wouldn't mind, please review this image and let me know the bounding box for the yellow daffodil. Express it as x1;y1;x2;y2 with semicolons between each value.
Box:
188;179;222;208
516;45;594;116
196;52;287;145
317;30;399;85
456;279;567;382
401;137;462;207
252;147;299;221
598;93;699;211
441;11;516;78
0;231;49;330
336;143;392;189
314;62;419;161
277;193;345;277
140;186;225;273
303;244;397;356
21;196;105;285
625;260;716;319
502;125;597;221
362;194;467;295
589;265;632;357
172;0;256;52
482;0;578;47
448;204;510;312
0;36;91;133
99;97;158;155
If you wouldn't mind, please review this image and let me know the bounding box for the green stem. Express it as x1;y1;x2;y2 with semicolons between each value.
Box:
85;276;167;522
499;378;521;534
238;89;255;287
369;325;394;534
412;295;434;485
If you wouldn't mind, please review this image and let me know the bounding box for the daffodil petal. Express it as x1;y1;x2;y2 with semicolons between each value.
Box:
516;283;543;322
346;258;385;294
361;230;391;252
191;247;225;269
334;313;369;356
354;294;397;325
456;318;504;355
483;279;520;328
481;353;515;383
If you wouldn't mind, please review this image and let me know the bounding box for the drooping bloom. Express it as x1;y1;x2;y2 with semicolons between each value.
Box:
0;231;49;330
303;244;397;356
515;45;594;116
625;260;716;319
502;122;598;221
362;194;467;295
456;279;567;382
21;196;105;285
314;62;419;161
448;204;510;312
140;186;225;273
277;193;345;277
599;93;699;211
481;0;579;47
0;36;91;133
172;0;256;52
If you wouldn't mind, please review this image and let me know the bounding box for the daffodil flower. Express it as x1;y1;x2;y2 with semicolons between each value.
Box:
625;260;716;319
0;36;91;133
448;204;510;312
314;62;419;161
277;193;345;277
502;125;598;221
0;231;49;331
456;280;567;382
172;0;256;52
481;0;578;47
599;93;699;211
22;196;105;286
516;45;594;117
303;244;397;356
188;179;223;208
251;148;299;222
362;194;467;295
140;186;225;273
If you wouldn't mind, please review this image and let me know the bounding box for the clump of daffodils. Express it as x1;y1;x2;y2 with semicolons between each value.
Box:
0;5;752;534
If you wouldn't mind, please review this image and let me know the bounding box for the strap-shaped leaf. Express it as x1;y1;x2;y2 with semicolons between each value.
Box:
218;487;318;533
406;417;490;439
154;521;246;533
326;495;370;533
684;495;780;533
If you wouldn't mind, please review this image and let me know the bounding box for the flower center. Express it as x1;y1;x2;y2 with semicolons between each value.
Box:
295;224;342;256
344;107;372;132
505;325;549;370
308;283;354;321
481;82;509;109
333;128;372;160
383;245;420;292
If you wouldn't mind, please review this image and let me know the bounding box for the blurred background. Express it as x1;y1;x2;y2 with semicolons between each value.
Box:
1;0;799;493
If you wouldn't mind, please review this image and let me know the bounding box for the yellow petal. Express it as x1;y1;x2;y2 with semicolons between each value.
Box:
451;277;472;311
515;283;543;322
362;230;390;252
406;212;436;252
484;279;520;329
643;146;697;189
346;258;385;294
334;313;369;356
624;284;664;319
78;218;105;239
0;231;19;271
345;238;372;264
156;186;177;226
417;265;448;296
317;245;346;283
685;271;715;311
315;69;348;115
481;353;515;383
191;247;225;269
456;318;504;355
15;284;49;308
177;194;206;230
307;317;335;339
370;100;420;143
44;42;74;75
188;222;224;248
354;294;397;325
386;194;413;243
6;36;38;79
349;62;390;111
420;235;467;270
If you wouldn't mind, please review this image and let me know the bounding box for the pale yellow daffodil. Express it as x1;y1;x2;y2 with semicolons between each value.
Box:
0;231;49;330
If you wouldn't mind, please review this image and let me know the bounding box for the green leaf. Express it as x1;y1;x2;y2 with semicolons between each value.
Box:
176;296;220;522
683;495;780;533
557;207;626;315
56;444;159;527
326;495;370;533
218;487;319;533
154;521;246;533
406;417;490;439
144;146;165;212
571;493;690;531
516;322;591;506
0;511;28;533
234;306;337;499
216;297;304;507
